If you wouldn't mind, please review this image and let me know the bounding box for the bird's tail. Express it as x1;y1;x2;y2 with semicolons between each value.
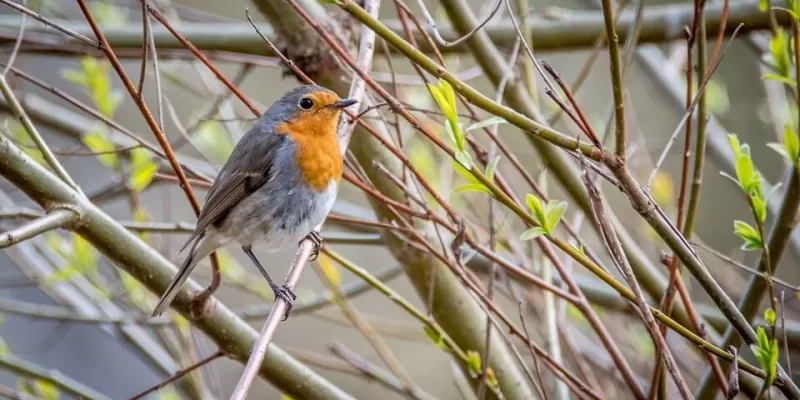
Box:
151;233;219;317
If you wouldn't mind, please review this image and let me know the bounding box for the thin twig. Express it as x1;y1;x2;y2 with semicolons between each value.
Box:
128;351;224;400
146;3;260;117
647;23;744;187
230;3;378;398
0;209;78;249
579;153;692;399
518;302;549;400
413;0;503;47
75;0;223;308
0;354;110;400
2;0;25;77
330;342;439;400
0;0;98;47
0;74;80;191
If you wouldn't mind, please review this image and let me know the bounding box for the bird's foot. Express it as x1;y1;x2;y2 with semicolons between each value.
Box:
271;283;297;321
303;230;324;261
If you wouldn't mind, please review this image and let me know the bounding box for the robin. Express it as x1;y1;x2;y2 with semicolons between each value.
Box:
151;85;357;319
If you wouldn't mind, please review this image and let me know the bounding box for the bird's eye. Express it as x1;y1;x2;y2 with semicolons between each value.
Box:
299;97;314;110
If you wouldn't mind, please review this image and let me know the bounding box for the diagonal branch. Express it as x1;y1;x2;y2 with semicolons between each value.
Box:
0;208;78;249
0;131;354;399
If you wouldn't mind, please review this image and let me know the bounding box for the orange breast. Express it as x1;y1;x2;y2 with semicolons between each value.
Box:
277;112;343;192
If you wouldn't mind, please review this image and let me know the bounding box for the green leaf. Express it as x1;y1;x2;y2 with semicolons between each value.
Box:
455;183;493;195
73;234;97;269
427;83;454;122
790;0;800;19
762;73;797;87
5;120;46;166
752;196;767;223
466;350;482;377
785;123;800;163
455;150;473;170
752;326;779;385
89;1;128;26
82;130;118;168
466;116;507;132
34;380;60;400
728;134;743;159
439;80;457;116
0;337;9;355
129;148;158;192
765;308;777;326
423;326;449;351
451;160;479;184
520;227;546;241
525;194;546;227
545;200;568;234
770;30;792;77
484;156;500;183
733;220;763;251
735;154;756;192
130;162;157;192
759;0;769;12
60;69;88;87
194;120;234;164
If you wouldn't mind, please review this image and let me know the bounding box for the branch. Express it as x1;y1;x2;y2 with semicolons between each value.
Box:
0;353;110;400
0;208;78;249
0;131;353;399
0;74;79;191
251;0;539;398
229;1;379;397
0;1;788;53
696;164;800;398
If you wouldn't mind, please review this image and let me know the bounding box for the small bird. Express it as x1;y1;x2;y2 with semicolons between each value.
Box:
151;85;357;319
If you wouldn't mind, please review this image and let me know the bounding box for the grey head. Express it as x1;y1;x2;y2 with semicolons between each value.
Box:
258;85;358;126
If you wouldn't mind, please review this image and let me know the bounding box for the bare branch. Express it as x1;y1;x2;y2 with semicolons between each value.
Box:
0;209;78;249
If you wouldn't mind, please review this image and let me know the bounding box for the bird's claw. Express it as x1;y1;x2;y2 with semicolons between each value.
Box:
303;231;324;261
271;284;297;321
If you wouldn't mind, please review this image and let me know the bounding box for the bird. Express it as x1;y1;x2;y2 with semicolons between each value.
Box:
151;85;357;319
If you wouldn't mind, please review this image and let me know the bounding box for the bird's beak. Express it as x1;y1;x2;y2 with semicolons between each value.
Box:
332;98;358;109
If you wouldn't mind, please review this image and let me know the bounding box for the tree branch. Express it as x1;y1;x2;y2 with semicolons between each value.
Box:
0;208;78;249
0;1;786;54
0;132;354;399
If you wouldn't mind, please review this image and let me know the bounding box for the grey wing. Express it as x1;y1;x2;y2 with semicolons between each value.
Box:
179;127;286;252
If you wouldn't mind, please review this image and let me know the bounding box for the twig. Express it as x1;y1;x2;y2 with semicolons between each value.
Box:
230;3;378;398
127;351;224;400
781;292;792;378
726;346;740;400
0;354;111;400
312;256;416;391
330;342;439;400
0;74;80;191
146;4;260;117
579;154;692;399
2;0;25;77
136;0;149;96
75;0;223;308
518;302;549;400
0;209;78;249
0;0;98;47
646;23;744;188
413;0;503;47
